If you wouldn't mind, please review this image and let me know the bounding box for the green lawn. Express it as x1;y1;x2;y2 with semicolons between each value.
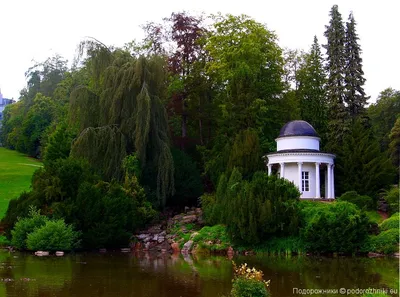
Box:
0;147;42;218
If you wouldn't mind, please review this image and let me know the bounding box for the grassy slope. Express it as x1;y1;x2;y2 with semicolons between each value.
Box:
0;147;42;218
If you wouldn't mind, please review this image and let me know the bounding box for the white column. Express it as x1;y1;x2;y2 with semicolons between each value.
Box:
297;162;303;194
315;162;320;198
267;164;272;176
327;163;332;199
280;162;285;179
331;164;335;199
325;166;328;199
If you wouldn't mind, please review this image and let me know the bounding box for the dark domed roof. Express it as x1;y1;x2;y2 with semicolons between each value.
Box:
278;120;318;138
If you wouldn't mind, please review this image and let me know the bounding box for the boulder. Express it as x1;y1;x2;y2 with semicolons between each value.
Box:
182;215;197;224
181;240;194;253
137;234;149;240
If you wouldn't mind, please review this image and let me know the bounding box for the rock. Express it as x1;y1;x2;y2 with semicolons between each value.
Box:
186;210;196;216
160;231;166;236
35;251;49;256
121;248;131;253
137;234;149;240
144;242;151;251
227;246;234;254
55;251;64;256
368;252;384;258
195;208;202;215
171;242;180;253
99;248;107;253
143;236;152;243
181;240;194;254
152;234;159;241
393;253;400;258
190;232;199;240
157;236;165;243
182;215;197;224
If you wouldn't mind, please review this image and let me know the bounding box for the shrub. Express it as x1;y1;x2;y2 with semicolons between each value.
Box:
231;277;269;297
203;169;300;244
231;263;270;297
379;213;399;231
301;201;369;253
339;191;374;210
26;219;80;251
384;187;399;215
11;207;48;250
361;228;399;254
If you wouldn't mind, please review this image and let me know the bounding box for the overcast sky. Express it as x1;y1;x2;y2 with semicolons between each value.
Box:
1;0;399;102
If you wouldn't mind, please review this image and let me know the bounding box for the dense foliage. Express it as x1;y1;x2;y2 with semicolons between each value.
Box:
300;201;369;253
11;207;80;251
202;169;300;244
361;213;399;254
338;191;374;210
1;7;398;250
26;219;80;251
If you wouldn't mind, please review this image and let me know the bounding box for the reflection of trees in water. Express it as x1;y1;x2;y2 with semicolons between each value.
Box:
0;252;73;297
235;255;399;297
1;251;395;297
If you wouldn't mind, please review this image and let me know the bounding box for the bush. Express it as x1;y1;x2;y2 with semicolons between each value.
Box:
231;277;269;297
203;169;300;244
384;187;399;215
339;191;374;210
361;228;399;254
11;207;48;250
301;201;369;253
231;263;269;297
26;219;80;251
379;213;399;231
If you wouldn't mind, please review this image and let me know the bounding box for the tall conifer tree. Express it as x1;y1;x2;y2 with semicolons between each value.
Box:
324;5;348;147
344;12;369;117
297;36;327;140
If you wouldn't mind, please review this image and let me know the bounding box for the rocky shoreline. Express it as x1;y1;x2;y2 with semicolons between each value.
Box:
130;207;399;259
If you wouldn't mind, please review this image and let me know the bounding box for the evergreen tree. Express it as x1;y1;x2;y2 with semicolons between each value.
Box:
389;117;400;170
368;88;400;150
297;36;328;140
324;5;348;147
336;119;396;197
344;12;369;117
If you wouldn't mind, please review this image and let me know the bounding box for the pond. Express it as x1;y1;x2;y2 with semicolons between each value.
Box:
0;251;397;297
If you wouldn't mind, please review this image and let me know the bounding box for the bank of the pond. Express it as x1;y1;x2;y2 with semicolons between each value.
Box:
0;148;42;218
132;209;399;258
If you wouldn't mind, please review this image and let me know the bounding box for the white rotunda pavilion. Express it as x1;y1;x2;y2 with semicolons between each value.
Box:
265;120;335;199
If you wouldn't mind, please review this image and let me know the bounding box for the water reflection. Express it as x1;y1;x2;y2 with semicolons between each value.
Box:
0;251;397;297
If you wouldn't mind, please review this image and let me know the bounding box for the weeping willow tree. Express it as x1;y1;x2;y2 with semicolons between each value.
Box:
69;39;174;207
70;126;127;180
